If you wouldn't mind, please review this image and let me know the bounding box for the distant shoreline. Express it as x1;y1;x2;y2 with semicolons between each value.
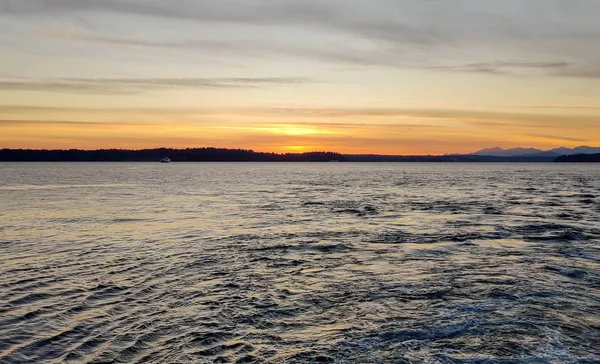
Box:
0;148;347;163
2;148;599;162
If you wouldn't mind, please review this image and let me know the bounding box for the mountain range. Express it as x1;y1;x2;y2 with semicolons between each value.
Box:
465;146;600;157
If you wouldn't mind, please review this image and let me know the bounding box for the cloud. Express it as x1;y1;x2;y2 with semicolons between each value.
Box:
524;133;589;143
549;65;600;79
47;29;600;78
2;104;599;128
234;107;600;127
258;121;441;129
427;61;572;76
0;76;313;94
4;1;600;78
510;104;600;110
0;119;112;126
47;30;241;51
1;1;347;27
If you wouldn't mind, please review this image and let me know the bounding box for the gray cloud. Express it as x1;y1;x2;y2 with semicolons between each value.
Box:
6;1;597;42
0;77;313;94
49;30;600;79
524;134;589;142
7;0;596;78
550;65;600;79
426;61;572;76
51;32;233;50
48;30;408;69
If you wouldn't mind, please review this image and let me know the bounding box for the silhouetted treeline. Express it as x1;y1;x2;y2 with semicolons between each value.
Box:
554;153;600;162
0;148;347;162
3;148;588;162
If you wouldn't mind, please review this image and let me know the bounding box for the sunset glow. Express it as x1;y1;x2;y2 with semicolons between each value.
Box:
1;1;599;154
2;2;600;362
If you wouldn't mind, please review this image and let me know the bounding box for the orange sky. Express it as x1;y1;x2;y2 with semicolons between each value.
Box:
3;105;599;154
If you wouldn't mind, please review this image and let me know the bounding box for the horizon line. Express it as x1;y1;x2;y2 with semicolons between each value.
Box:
2;145;599;157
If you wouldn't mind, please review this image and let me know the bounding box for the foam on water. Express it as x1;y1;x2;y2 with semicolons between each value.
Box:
0;162;599;363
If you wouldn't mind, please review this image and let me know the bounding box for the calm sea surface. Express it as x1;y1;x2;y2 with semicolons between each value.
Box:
1;163;599;363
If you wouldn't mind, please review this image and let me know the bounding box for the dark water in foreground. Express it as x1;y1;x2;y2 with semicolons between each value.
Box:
1;163;599;363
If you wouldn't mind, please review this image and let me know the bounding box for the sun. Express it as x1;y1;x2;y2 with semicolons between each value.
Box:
278;126;317;136
284;145;310;152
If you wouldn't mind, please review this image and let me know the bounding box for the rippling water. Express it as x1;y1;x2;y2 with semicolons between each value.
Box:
1;162;599;363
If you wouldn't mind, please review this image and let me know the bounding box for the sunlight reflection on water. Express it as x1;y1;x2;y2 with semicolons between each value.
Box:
0;162;599;363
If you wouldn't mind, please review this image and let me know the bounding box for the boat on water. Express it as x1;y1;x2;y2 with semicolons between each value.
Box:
160;157;171;163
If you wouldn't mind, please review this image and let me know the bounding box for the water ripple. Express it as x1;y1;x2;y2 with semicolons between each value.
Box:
0;163;599;363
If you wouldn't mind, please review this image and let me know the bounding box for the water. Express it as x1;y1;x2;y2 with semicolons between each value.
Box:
1;162;599;363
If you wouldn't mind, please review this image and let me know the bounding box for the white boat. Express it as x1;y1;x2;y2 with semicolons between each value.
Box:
160;157;171;163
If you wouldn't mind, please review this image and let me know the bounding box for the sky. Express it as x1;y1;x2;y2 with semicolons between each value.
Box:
1;0;599;154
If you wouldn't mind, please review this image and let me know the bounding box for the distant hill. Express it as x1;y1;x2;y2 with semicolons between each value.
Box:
550;146;600;155
555;153;600;162
471;147;546;157
468;145;600;157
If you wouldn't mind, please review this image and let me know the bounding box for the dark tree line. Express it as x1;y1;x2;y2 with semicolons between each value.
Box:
344;154;556;162
0;148;347;162
554;153;600;162
2;148;591;162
